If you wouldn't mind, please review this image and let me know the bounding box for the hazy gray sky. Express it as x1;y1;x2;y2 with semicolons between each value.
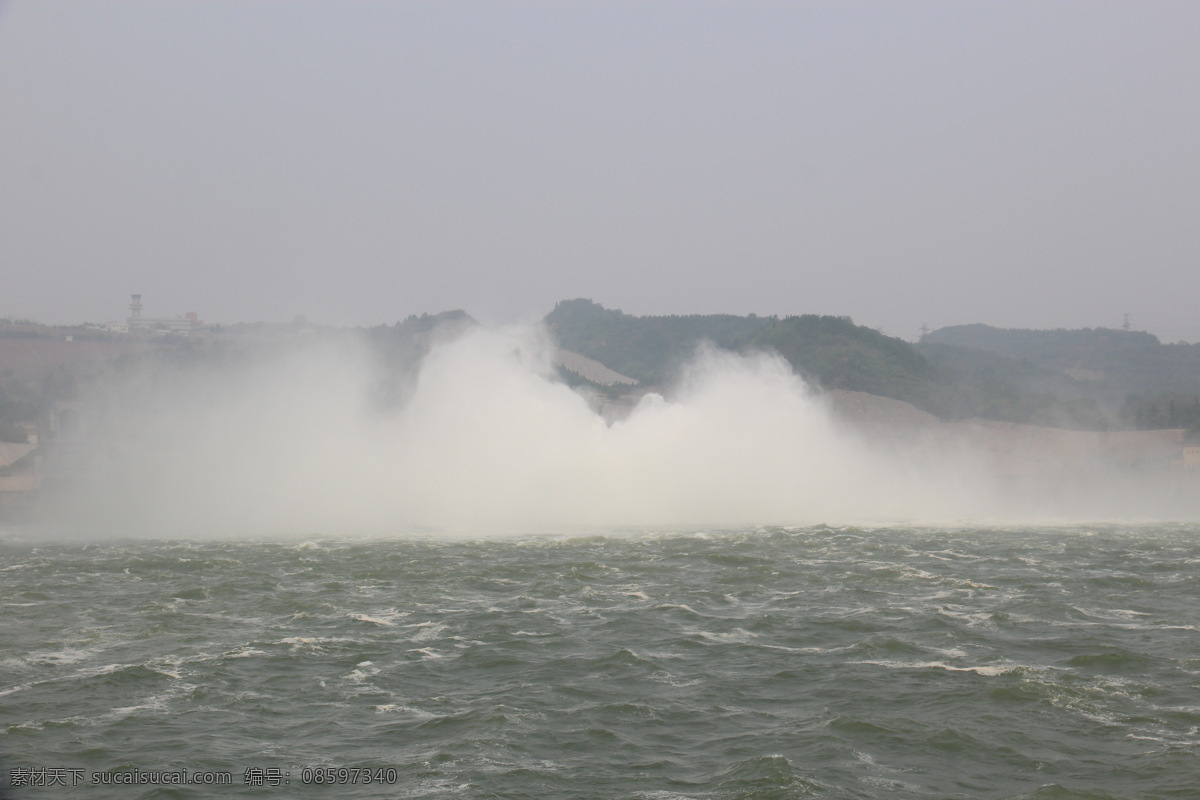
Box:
2;1;1198;341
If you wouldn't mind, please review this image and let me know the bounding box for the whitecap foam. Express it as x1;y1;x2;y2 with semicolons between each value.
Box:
374;704;439;720
853;659;1023;676
408;648;444;660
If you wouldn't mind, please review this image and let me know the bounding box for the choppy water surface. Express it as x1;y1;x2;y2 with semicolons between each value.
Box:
2;525;1199;799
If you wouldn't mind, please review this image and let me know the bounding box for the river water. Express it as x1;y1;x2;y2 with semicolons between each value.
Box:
2;524;1198;799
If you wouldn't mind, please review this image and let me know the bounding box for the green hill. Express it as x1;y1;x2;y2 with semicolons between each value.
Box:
544;299;944;410
923;324;1200;430
746;315;936;406
543;301;1200;431
924;324;1200;396
544;299;768;385
915;342;1114;429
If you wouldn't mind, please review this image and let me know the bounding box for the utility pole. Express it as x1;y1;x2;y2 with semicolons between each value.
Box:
1122;313;1130;331
919;322;930;340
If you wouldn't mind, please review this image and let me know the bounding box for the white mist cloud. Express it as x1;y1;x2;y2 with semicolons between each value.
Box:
51;326;998;536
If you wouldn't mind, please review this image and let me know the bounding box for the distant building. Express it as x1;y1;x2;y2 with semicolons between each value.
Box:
126;294;203;335
1184;433;1200;470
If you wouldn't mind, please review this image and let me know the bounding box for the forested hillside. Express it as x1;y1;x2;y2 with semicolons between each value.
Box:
925;324;1200;396
4;305;1196;440
925;324;1200;431
745;315;937;406
544;299;767;384
545;300;944;412
545;300;1200;432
